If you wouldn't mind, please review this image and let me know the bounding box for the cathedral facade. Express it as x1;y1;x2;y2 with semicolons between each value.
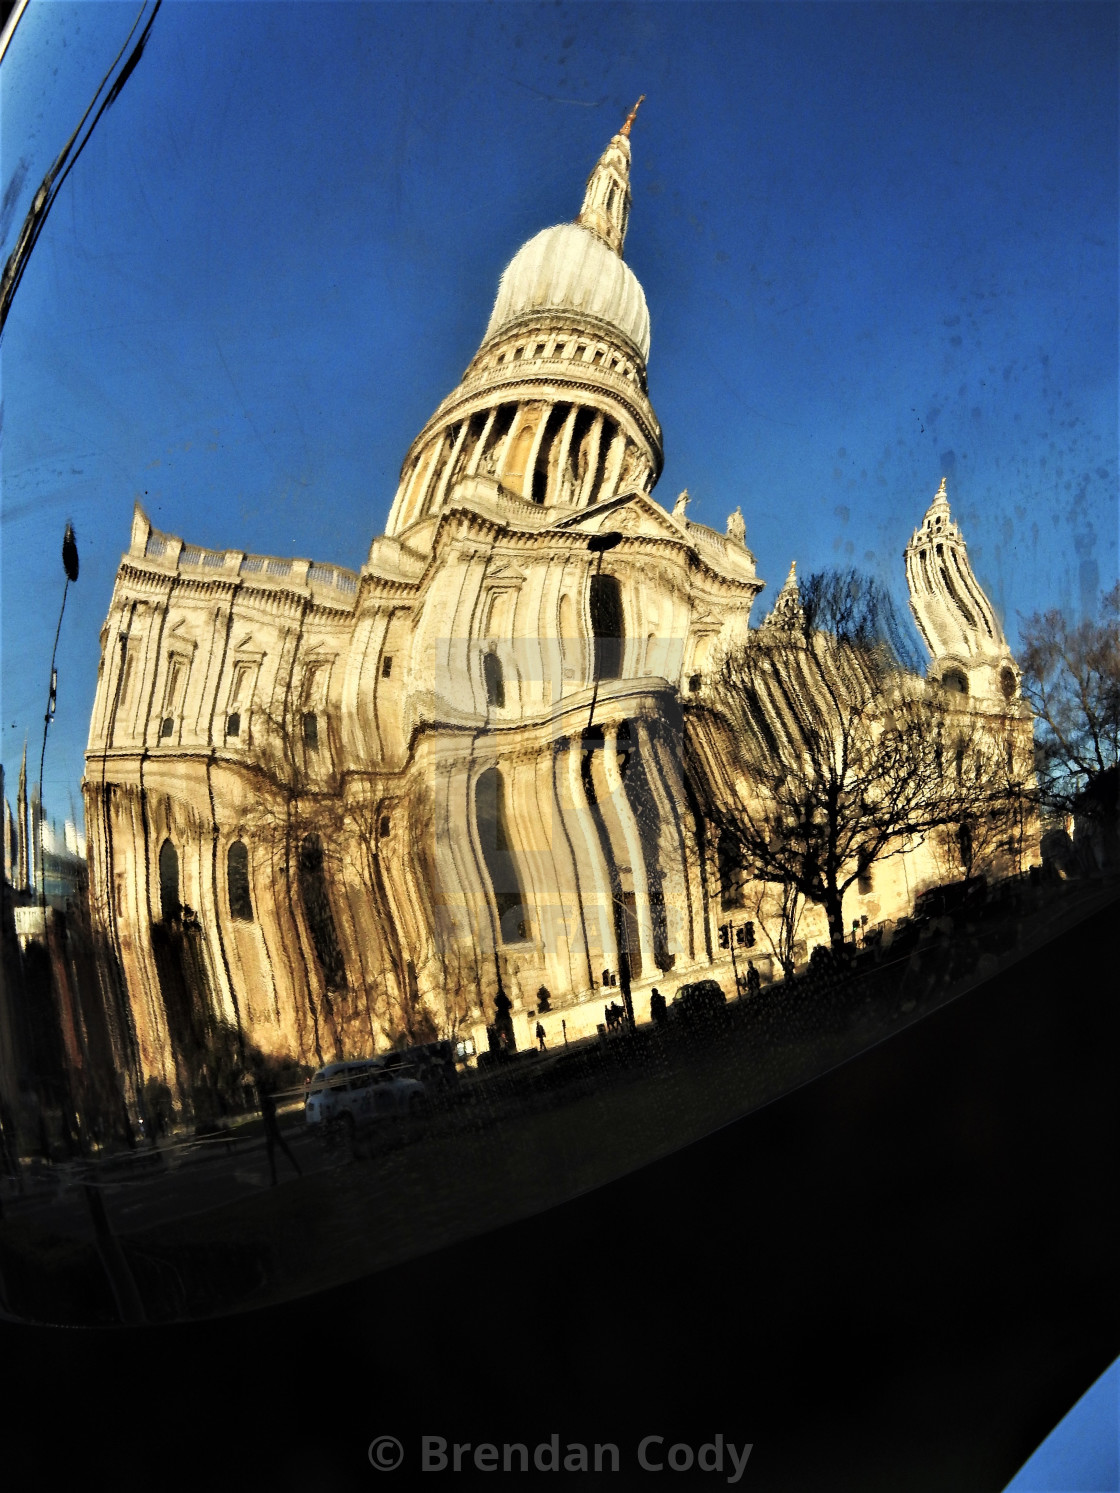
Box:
82;112;1032;1100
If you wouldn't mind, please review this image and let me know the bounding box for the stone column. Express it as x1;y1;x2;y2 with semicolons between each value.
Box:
634;717;691;965
566;734;617;976
430;420;471;513
522;402;555;502
492;403;522;486
466;407;498;477
577;413;605;505
407;438;445;527
550;405;579;505
602;719;657;977
599;429;629;503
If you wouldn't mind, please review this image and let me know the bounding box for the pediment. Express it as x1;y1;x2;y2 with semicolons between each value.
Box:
485;561;528;587
166;619;197;651
549;490;689;545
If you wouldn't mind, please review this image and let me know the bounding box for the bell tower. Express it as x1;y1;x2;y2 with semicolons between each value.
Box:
905;479;1020;701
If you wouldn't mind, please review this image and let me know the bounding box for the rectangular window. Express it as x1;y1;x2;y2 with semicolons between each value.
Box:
554;344;566;357
229;661;252;707
302;712;319;749
164;658;185;715
535;343;546;357
381;656;393;679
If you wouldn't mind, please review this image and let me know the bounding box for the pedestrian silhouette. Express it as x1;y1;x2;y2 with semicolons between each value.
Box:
746;963;761;998
649;987;667;1024
536;1020;546;1051
259;1081;302;1186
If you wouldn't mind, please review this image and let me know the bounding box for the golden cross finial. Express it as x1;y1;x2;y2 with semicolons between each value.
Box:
619;95;645;138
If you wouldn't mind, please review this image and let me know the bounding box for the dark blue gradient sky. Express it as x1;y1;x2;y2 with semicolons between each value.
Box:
2;1;1116;827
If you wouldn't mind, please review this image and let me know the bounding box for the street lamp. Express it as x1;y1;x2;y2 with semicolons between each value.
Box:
585;531;623;736
583;531;638;1031
38;523;79;920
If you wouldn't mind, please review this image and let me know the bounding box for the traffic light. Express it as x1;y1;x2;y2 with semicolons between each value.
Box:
744;921;756;948
735;924;747;945
718;924;730;949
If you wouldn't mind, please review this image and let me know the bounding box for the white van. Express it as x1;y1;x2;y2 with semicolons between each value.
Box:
303;1060;426;1133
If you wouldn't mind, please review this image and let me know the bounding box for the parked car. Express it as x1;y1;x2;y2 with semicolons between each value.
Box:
304;1060;426;1134
377;1040;460;1089
912;876;988;922
668;979;728;1023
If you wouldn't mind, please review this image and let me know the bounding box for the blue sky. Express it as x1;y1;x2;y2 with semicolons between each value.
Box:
2;1;1117;830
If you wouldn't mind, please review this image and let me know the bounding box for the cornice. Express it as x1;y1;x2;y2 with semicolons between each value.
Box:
423;503;764;597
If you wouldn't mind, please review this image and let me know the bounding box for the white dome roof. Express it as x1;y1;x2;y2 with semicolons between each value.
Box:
484;223;650;362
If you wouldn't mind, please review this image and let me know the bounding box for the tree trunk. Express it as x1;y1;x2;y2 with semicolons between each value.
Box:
824;889;847;953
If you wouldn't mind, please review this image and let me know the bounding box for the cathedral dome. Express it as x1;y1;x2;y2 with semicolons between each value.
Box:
483;222;651;363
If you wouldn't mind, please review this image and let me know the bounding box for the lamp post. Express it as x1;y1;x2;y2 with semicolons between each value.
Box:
585;530;623;736
584;532;638;1030
37;524;79;924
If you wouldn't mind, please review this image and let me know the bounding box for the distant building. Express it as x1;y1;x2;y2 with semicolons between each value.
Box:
83;110;1035;1107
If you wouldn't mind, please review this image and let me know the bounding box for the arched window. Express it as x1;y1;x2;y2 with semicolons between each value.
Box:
158;839;180;923
475;767;527;943
1000;666;1017;701
483;651;505;708
227;841;252;921
298;834;345;989
942;668;968;695
589;573;624;681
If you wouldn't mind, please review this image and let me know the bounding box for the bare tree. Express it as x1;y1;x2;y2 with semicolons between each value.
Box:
688;569;1014;955
1018;583;1119;863
740;876;804;980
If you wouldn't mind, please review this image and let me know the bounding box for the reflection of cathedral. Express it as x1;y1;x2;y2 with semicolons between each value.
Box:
83;109;1031;1096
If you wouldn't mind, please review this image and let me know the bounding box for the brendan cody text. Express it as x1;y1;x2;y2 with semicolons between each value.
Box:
367;1434;753;1481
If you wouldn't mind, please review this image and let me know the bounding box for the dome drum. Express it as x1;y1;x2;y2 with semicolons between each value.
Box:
471;313;649;390
393;393;659;524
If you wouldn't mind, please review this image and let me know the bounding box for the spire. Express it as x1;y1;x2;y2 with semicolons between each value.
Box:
619;95;644;138
577;103;642;255
905;475;1011;690
764;561;805;632
927;475;951;521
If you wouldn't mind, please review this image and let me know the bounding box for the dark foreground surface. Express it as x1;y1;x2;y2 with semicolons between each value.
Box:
4;896;1118;1492
3;876;1114;1332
